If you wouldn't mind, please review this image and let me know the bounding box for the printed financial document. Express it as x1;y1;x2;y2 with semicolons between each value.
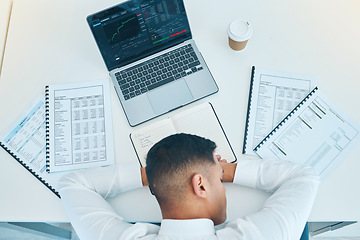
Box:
243;67;317;155
0;95;64;194
46;80;114;173
254;89;360;179
0;96;47;174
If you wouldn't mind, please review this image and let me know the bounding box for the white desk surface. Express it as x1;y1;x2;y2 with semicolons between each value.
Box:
1;0;360;222
0;0;12;74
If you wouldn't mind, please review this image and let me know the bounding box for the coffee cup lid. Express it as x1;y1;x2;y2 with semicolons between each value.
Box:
227;19;253;42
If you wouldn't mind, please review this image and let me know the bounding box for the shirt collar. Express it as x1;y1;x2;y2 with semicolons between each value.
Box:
159;219;215;236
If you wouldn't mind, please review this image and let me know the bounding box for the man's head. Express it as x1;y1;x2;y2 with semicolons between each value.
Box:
145;133;227;225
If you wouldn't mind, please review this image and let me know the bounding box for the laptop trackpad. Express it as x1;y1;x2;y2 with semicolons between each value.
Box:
148;79;193;114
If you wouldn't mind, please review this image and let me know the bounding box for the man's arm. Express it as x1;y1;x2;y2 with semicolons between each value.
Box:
218;158;320;240
59;162;156;240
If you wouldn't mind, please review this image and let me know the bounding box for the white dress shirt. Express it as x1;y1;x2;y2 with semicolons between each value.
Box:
59;158;320;240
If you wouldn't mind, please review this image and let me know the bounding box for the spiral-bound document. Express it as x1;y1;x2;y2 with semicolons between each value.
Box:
45;79;115;173
254;87;360;179
242;66;317;155
0;95;62;197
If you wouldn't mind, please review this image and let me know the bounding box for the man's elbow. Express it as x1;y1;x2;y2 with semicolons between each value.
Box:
59;172;81;189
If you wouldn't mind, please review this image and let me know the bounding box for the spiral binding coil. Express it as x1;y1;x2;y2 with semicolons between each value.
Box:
253;87;318;152
0;142;60;198
45;86;51;173
242;66;256;154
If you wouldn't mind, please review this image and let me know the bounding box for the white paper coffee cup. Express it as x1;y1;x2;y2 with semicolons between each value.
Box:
227;19;253;51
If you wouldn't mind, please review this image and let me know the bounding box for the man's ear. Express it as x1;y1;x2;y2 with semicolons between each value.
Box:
192;173;207;198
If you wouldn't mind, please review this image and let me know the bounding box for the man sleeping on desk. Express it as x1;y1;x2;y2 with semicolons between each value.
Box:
59;133;319;240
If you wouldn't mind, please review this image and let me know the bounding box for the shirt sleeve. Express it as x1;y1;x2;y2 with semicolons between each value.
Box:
58;162;151;240
219;158;320;240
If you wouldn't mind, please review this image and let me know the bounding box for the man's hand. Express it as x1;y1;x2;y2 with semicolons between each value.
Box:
216;155;237;183
141;167;149;186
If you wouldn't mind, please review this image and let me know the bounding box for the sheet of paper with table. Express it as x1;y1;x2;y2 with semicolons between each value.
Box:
45;79;115;173
254;88;360;179
0;96;62;197
0;79;116;197
243;66;317;155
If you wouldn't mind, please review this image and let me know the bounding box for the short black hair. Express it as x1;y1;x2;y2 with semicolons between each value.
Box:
145;133;217;205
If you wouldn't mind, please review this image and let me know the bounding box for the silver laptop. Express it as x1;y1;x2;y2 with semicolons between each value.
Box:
87;0;218;126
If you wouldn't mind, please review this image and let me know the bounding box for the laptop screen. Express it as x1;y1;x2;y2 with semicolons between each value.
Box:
87;0;192;71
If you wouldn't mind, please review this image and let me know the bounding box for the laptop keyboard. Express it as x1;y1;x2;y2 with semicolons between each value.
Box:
115;44;203;100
